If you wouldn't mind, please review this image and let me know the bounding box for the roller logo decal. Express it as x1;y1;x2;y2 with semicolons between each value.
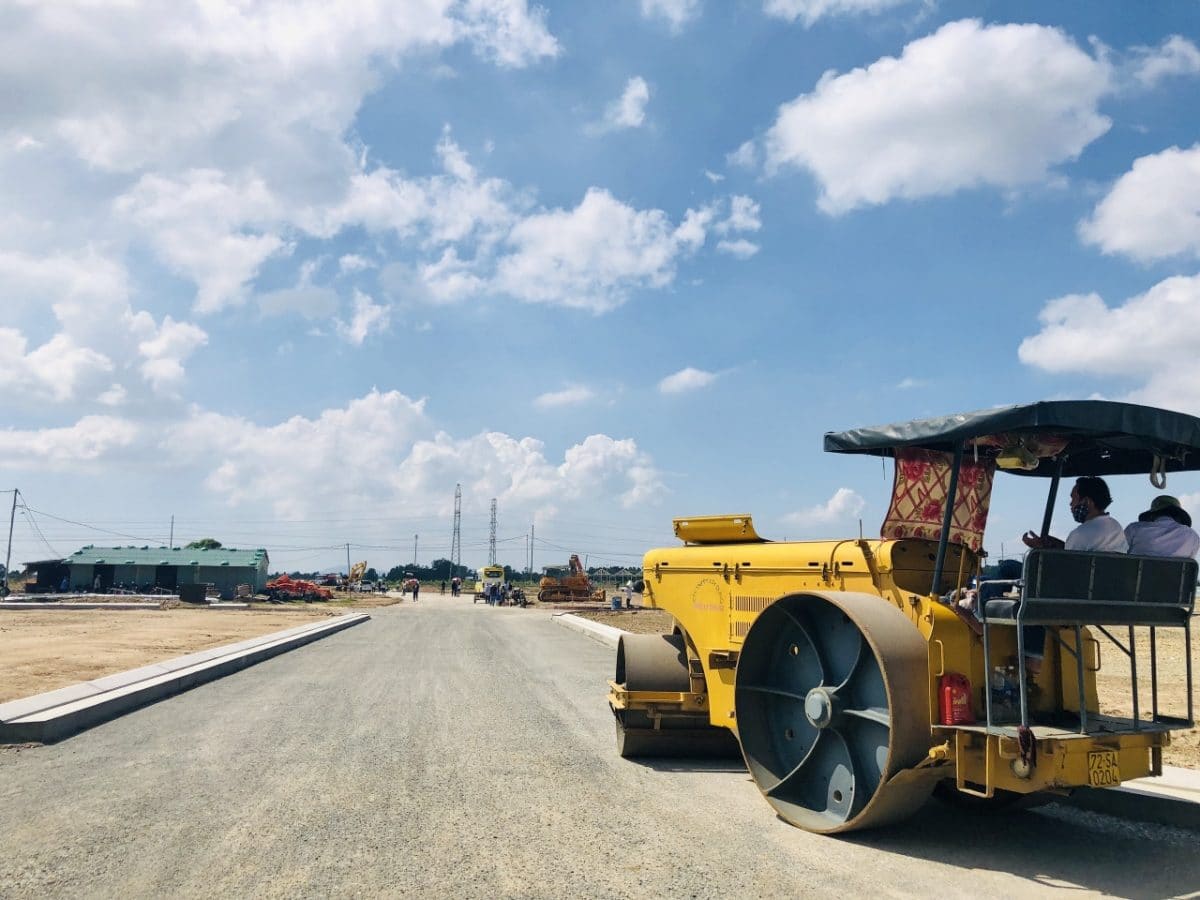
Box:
691;578;725;613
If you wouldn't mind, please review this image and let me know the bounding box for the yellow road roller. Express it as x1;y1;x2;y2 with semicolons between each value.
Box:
608;400;1199;833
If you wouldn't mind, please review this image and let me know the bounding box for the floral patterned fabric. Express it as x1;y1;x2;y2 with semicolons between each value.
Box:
881;448;995;551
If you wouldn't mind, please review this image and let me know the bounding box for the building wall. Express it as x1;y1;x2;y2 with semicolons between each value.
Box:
65;562;267;599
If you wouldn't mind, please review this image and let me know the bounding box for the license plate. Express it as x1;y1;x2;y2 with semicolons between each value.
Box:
1087;750;1120;787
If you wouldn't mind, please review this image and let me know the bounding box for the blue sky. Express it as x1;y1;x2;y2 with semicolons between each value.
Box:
3;0;1200;575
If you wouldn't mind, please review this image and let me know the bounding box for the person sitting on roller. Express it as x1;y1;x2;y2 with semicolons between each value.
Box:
1019;476;1126;679
1125;495;1200;558
1022;476;1128;553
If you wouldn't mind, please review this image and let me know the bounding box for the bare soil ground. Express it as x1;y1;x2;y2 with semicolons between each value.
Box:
575;608;1200;769
0;598;395;705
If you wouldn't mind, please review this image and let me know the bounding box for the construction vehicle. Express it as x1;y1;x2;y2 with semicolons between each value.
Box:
538;554;605;603
348;560;367;589
474;565;504;602
608;400;1200;834
263;574;333;602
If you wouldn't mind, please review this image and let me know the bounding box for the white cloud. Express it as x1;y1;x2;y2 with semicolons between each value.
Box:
534;385;596;409
763;19;1112;214
0;330;114;403
640;0;702;30
1131;35;1200;89
115;170;288;313
0;416;139;469
596;77;651;132
896;377;926;390
1079;144;1200;262
133;315;209;393
727;140;759;170
764;0;914;27
703;169;725;183
259;285;341;319
658;366;718;394
338;254;374;274
0;248;129;322
783;487;866;526
97;384;128;407
716;195;762;234
717;239;759;259
0;3;558;316
1018;275;1200;413
493;188;713;312
335;290;391;345
164;389;661;517
1;1;558;174
455;0;561;68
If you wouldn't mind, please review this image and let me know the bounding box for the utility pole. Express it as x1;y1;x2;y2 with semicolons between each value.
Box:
524;534;529;577
413;533;418;567
2;489;16;596
449;483;462;580
530;522;535;575
488;498;497;566
346;543;351;577
169;514;174;548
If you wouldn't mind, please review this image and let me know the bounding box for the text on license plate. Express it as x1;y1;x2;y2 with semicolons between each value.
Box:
1088;750;1121;787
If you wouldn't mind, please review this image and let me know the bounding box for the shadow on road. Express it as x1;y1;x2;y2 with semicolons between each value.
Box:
628;757;748;774
848;798;1199;898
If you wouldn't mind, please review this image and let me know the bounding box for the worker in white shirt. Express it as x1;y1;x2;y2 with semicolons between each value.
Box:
1125;495;1200;558
1022;476;1128;553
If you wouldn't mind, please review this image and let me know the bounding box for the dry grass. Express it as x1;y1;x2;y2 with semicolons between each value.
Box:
0;607;340;704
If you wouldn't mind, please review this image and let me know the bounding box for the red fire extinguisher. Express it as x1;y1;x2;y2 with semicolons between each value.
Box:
939;672;975;725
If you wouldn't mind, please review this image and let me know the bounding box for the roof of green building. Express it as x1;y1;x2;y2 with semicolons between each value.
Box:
66;546;269;568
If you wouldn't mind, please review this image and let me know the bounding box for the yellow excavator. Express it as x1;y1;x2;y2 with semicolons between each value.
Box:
538;554;605;603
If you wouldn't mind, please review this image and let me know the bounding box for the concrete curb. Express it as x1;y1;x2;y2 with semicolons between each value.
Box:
0;612;370;744
1;602;250;610
1061;769;1200;829
552;616;1200;828
552;613;623;649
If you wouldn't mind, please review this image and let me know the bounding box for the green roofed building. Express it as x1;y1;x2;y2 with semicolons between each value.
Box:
62;545;269;599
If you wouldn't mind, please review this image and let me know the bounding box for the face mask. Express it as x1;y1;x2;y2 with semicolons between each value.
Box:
1071;502;1090;524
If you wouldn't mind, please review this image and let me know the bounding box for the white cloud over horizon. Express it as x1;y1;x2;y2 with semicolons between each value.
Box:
783;487;866;527
0;389;664;520
762;19;1112;213
1018;274;1200;414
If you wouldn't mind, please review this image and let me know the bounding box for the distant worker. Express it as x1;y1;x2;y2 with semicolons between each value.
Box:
1125;495;1200;558
60;575;69;593
93;573;102;593
1022;476;1128;553
440;580;446;594
622;582;633;609
412;580;420;602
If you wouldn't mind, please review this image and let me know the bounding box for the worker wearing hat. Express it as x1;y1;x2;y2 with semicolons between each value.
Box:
1125;495;1200;558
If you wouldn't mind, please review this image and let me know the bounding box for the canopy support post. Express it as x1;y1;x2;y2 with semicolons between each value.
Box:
1040;457;1065;541
931;443;964;595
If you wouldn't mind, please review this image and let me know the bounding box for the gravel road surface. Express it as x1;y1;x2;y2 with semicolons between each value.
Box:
1;595;1196;898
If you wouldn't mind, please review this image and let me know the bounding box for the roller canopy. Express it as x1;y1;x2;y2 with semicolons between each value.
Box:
823;400;1200;477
